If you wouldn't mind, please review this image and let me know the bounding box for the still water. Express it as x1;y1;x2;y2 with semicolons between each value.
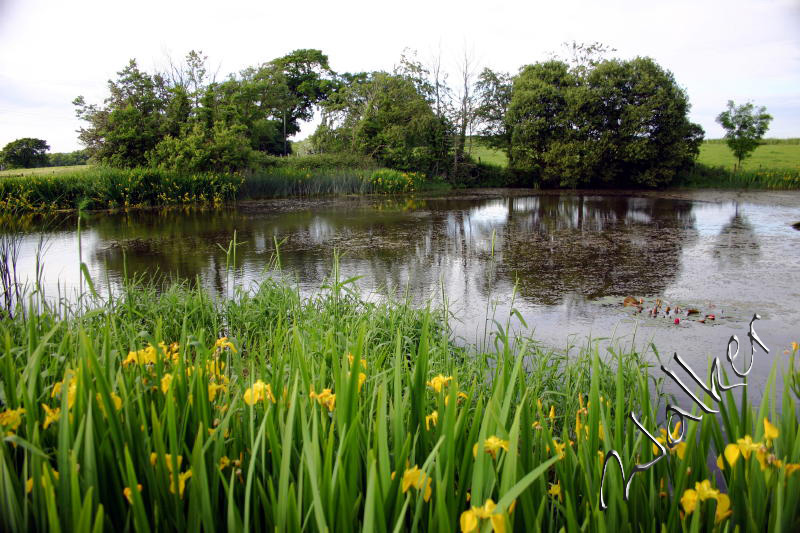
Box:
11;189;800;398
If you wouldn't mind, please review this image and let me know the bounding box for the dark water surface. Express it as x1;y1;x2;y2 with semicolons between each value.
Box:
12;189;800;399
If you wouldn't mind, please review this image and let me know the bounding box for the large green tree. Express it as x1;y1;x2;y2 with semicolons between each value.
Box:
74;60;169;167
312;71;449;173
716;100;772;169
506;57;703;188
0;138;50;168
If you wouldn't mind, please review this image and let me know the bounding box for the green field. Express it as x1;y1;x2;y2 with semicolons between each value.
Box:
698;142;800;170
466;139;508;167
465;140;800;172
0;164;91;178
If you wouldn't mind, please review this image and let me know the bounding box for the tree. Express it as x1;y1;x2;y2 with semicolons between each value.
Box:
74;60;168;167
474;68;513;162
506;57;703;188
313;71;449;173
716;100;772;169
0;138;50;168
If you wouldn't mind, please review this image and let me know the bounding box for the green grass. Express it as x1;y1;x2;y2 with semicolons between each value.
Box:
466;138;800;172
0;165;92;178
466;140;508;168
698;142;800;170
0;257;798;531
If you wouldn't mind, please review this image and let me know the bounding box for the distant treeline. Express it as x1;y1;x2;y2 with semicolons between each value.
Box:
67;43;716;189
46;149;90;167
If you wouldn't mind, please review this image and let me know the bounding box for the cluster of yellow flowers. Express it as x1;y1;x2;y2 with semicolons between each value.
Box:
0;407;25;436
573;395;607;442
460;498;515;533
397;465;433;502
25;468;59;494
306;354;369;413
244;380;276;405
125;339;233;405
122;341;180;367
424;374;468;430
309;388;336;412
680;480;731;523
473;436;510;460
651;421;687;460
716;419;800;476
150;453;192;499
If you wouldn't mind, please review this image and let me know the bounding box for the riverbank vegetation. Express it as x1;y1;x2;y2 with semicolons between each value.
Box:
0;159;444;211
65;46;703;187
0;266;798;531
3;45;798;213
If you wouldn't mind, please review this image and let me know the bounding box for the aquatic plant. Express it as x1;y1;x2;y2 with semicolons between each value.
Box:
0;273;797;531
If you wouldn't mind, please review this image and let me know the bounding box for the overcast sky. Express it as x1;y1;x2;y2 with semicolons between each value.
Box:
1;0;798;152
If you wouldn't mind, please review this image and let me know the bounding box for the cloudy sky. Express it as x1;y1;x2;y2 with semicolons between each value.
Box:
1;0;798;152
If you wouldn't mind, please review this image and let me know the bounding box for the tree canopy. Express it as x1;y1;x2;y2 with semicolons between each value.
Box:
506;57;704;188
73;50;336;171
66;46;715;188
0;138;50;169
716;100;772;168
312;71;450;174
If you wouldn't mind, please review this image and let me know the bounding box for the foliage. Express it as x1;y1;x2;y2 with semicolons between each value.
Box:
0;272;798;532
313;72;450;175
148;123;254;174
74;60;171;167
474;69;513;160
716;101;773;168
73;50;335;170
47;150;90;167
238;167;374;198
506;57;704;188
0;138;50;169
257;153;377;171
676;163;800;190
368;169;425;193
0;167;242;211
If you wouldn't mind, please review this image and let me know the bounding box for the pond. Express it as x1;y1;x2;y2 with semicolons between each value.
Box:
8;188;800;400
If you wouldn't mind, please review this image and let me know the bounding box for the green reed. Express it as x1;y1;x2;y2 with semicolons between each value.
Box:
0;269;798;531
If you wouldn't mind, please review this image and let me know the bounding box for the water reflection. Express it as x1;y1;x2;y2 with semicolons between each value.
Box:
7;190;800;403
712;202;760;269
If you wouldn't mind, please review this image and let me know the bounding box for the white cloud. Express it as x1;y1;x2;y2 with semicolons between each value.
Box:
1;0;798;151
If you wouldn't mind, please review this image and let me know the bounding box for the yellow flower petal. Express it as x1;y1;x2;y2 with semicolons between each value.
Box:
763;418;779;442
460;509;478;533
715;493;732;523
724;443;740;467
681;488;698;514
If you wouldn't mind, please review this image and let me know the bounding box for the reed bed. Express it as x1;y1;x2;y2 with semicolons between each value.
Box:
0;168;242;212
677;163;800;190
0;270;798;531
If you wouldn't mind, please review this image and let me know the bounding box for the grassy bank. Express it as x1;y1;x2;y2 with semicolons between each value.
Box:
0;154;445;212
0;271;798;531
0;167;243;211
0;165;93;178
699;141;800;171
466;138;800;190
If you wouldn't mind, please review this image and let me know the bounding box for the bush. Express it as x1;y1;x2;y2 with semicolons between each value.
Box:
507;58;704;188
368;169;425;193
